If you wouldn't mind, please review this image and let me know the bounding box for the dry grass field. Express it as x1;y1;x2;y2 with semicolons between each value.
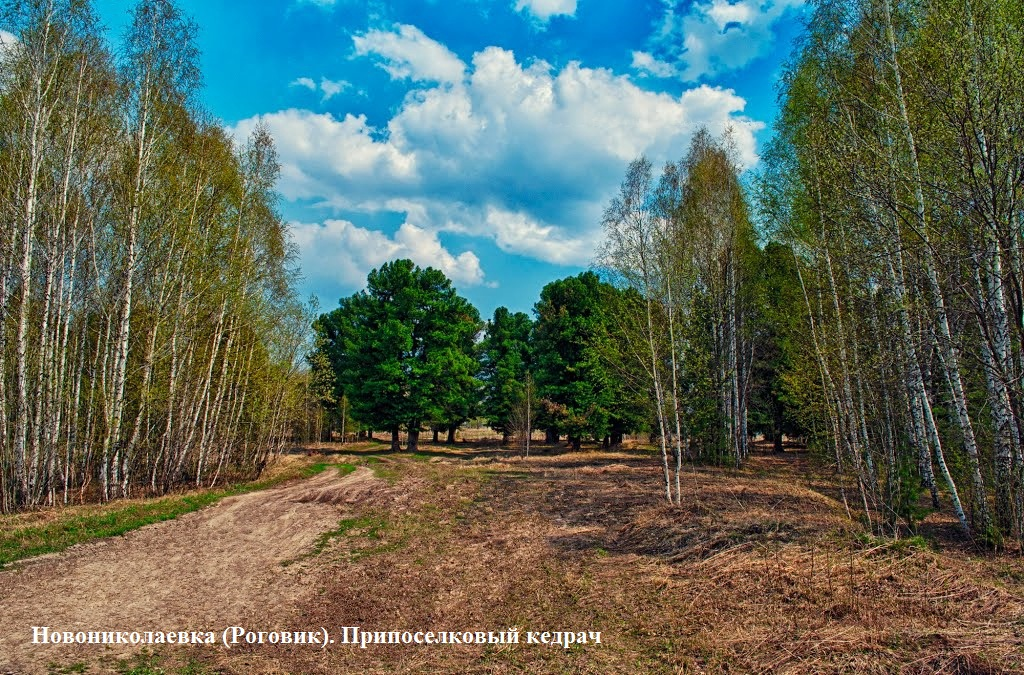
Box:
2;441;1022;674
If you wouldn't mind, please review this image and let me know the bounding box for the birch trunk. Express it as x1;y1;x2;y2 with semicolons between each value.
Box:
881;0;991;532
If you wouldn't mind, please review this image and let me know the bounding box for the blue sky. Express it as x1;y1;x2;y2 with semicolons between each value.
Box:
92;0;807;318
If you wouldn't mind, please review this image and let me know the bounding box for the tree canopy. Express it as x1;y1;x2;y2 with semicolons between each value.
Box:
314;260;482;452
479;307;533;442
533;272;623;450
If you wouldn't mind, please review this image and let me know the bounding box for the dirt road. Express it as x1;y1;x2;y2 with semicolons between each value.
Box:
0;465;380;674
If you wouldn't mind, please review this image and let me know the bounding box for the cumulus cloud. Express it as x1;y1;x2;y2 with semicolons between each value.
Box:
514;0;578;22
291;219;486;290
0;30;19;94
233;108;416;201
233;25;764;282
353;24;465;84
484;207;593;264
630;50;676;78
635;0;804;81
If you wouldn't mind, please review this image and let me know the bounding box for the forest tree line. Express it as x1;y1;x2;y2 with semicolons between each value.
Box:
0;0;312;512
759;0;1024;545
311;132;799;501
315;0;1024;547
596;0;1024;546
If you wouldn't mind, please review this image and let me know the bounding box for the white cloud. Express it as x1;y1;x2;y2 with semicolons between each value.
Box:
514;0;577;22
484;207;592;264
636;0;804;81
0;30;18;92
630;51;676;78
233;27;764;280
319;77;349;100
290;76;350;102
353;24;465;84
291;219;486;289
232;108;416;201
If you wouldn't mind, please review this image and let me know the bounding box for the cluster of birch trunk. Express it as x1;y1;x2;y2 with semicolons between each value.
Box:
598;130;759;505
761;0;1024;542
0;0;310;512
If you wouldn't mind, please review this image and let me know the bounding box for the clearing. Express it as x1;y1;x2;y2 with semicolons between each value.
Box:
1;444;1022;674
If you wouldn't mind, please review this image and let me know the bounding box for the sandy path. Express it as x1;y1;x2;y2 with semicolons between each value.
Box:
0;466;378;673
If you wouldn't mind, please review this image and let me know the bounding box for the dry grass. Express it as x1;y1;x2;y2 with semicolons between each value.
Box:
3;442;1019;673
195;444;1024;674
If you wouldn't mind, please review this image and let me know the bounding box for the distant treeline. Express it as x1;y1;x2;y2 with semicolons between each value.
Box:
0;1;311;512
316;0;1024;548
312;133;800;507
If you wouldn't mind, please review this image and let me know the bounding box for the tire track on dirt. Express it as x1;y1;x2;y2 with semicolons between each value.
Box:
0;466;379;673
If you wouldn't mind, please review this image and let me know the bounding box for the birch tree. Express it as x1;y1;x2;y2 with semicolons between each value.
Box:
0;0;314;512
764;0;1024;542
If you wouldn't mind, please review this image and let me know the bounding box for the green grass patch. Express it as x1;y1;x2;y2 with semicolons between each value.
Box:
314;515;386;556
855;532;932;555
284;514;393;565
114;649;164;675
302;462;356;480
361;456;401;482
0;462;355;569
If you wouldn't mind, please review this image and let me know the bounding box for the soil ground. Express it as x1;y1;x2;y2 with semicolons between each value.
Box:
1;442;1023;674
